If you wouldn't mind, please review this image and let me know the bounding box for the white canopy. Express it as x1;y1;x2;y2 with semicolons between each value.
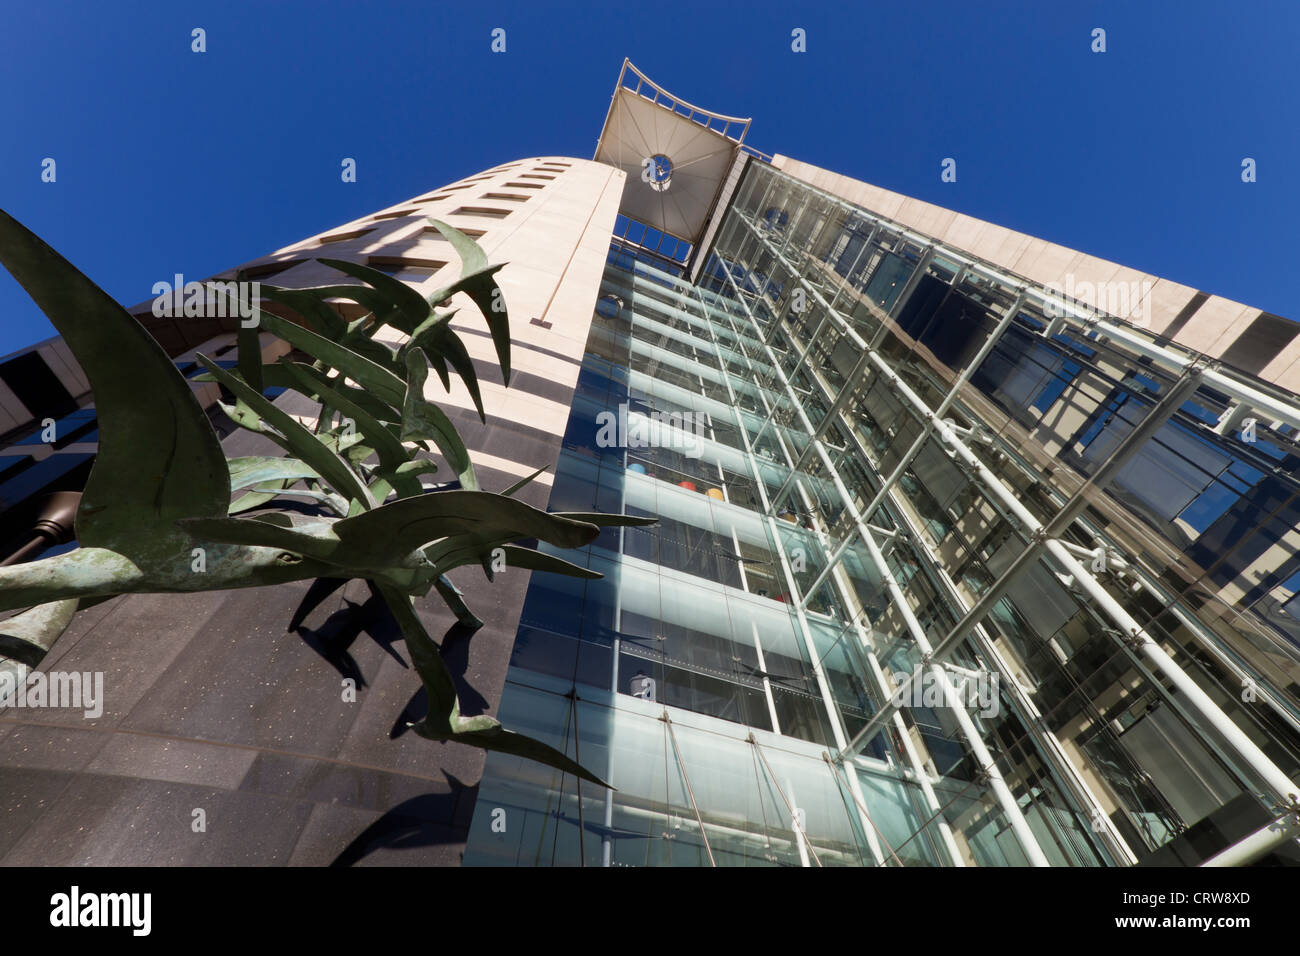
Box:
595;60;751;247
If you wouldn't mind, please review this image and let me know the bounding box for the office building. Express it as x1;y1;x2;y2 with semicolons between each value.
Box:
2;61;1299;867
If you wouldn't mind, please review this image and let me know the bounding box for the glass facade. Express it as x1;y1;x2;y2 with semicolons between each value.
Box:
464;160;1300;866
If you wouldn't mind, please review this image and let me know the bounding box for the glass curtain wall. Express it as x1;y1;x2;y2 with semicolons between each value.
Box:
465;250;965;867
465;161;1300;867
698;161;1300;864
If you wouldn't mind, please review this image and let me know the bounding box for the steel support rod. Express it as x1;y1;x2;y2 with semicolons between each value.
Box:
849;495;1051;865
932;662;1050;865
795;290;1026;603
841;354;1299;806
769;346;877;510
1201;807;1300;867
709;269;908;867
852;634;967;865
844;360;1206;753
869;246;935;349
853;291;1027;526
853;434;1138;864
749;734;824;867
661;711;717;867
721;259;1053;866
739;260;1136;863
754;162;1300;434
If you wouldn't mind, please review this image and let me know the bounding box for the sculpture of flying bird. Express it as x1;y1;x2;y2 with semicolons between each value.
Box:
0;207;654;787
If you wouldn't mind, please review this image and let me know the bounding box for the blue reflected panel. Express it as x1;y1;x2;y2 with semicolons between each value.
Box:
853;768;939;866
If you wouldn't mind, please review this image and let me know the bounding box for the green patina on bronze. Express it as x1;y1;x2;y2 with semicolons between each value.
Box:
0;209;652;787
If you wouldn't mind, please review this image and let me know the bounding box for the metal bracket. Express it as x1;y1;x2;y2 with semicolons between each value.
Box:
1268;793;1300;825
1120;628;1150;651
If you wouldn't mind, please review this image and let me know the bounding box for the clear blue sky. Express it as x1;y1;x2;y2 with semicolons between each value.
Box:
1;0;1296;355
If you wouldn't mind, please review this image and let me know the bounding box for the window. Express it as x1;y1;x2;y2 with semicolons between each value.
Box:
1279;569;1300;624
317;227;374;243
479;192;531;202
372;208;418;220
366;256;448;278
595;295;622;319
862;251;913;312
1075;388;1133;456
1031;358;1082;413
0;352;78;419
238;260;303;281
451;206;512;220
420;225;485;240
644;155;672;193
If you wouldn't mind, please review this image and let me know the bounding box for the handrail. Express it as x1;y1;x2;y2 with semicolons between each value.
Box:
618;58;753;140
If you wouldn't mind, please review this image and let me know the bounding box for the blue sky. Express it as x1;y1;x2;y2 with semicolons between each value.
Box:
1;0;1296;355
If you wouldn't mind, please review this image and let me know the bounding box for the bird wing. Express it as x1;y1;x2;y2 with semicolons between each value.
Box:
0;209;229;553
331;490;599;567
374;580;610;788
424;219;511;384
